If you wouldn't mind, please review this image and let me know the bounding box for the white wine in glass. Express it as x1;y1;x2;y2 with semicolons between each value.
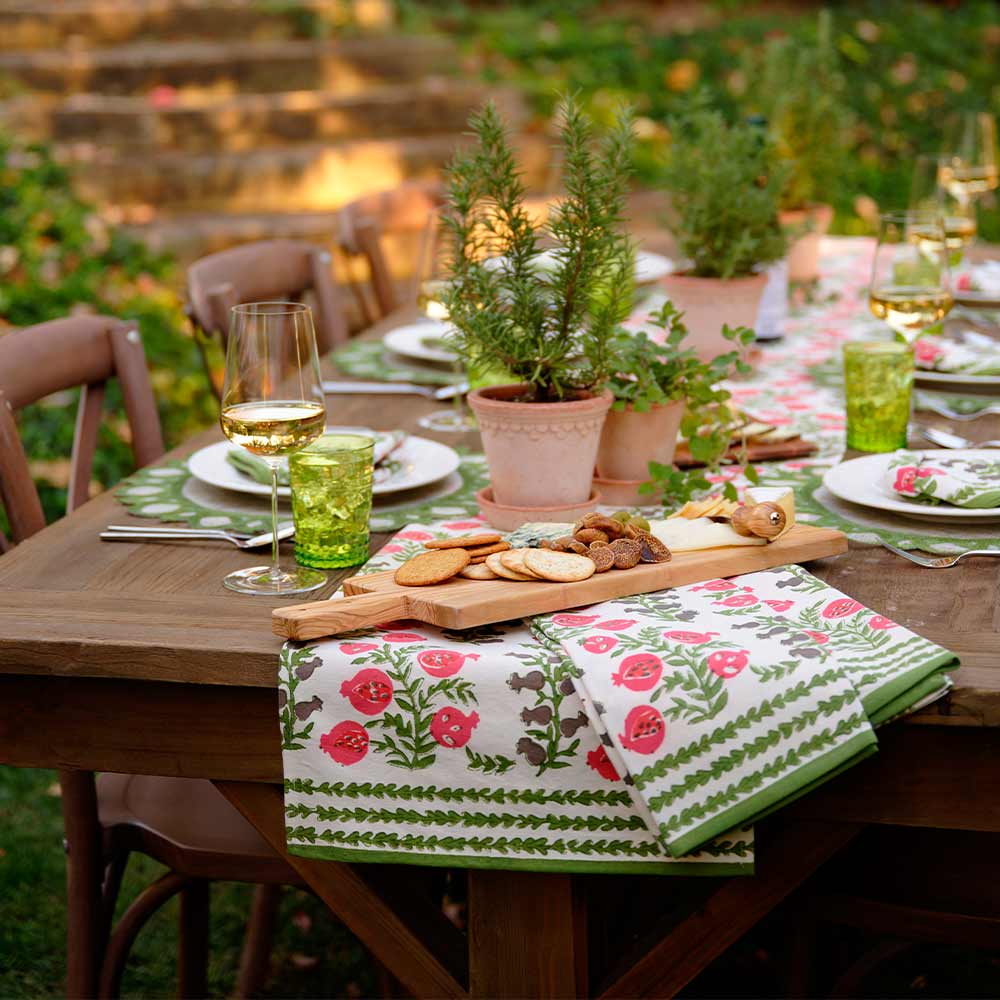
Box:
868;212;953;343
908;154;976;257
940;111;999;202
220;301;327;596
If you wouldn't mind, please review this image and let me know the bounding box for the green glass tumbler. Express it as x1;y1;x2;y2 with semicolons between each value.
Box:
843;341;914;453
289;434;374;569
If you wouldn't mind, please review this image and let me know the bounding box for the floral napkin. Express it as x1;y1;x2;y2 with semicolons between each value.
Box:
887;450;1000;508
279;521;957;872
914;334;1000;376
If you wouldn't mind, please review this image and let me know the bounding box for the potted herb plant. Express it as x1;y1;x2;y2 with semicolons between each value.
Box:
597;302;754;489
753;13;849;283
443;98;635;514
659;109;787;360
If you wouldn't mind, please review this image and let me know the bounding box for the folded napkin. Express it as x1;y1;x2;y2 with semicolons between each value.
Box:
887;449;1000;508
279;521;957;872
227;430;406;487
914;334;1000;376
962;260;1000;297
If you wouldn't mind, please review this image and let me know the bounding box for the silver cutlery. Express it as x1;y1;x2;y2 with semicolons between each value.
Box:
322;380;467;400
915;425;1000;449
101;524;295;549
917;398;1000;422
880;540;1000;568
105;523;254;539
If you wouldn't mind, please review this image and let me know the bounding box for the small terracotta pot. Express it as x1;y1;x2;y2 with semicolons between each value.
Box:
468;384;613;508
595;400;685;482
780;202;834;283
658;271;768;362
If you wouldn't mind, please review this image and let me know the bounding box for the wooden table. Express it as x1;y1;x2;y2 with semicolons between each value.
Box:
3;307;1000;998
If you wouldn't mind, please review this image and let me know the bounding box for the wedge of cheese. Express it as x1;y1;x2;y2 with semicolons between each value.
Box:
743;486;795;539
649;517;767;553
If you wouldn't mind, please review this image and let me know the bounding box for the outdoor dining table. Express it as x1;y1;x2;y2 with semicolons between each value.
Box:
3;303;1000;999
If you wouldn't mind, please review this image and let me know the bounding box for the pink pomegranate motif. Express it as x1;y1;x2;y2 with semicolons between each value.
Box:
381;631;428;643
319;721;369;765
914;339;945;365
763;599;794;612
619;705;666;755
713;594;758;608
582;635;618;654
417;649;479;678
892;466;935;494
430;706;480;748
552;613;600;627
611;653;663;691
595;619;637;631
339;668;393;716
821;598;863;620
663;630;719;645
803;630;829;645
587;745;621;782
706;649;750;679
395;530;435;541
868;615;897;631
442;520;485;530
692;579;738;592
339;642;378;655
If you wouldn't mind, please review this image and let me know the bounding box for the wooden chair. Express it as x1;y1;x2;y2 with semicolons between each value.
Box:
186;239;348;397
0;315;303;998
335;181;445;326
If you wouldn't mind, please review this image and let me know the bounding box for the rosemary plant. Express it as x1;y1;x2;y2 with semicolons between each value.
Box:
442;97;636;402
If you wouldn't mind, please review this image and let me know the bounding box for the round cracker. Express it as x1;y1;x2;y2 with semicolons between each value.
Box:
523;548;595;583
464;541;510;558
460;563;499;580
424;533;502;550
500;548;544;579
486;551;535;581
394;548;470;586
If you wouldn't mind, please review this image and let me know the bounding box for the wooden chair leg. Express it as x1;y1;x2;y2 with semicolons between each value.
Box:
784;906;816;998
60;770;106;1000
234;884;281;998
178;879;210;999
99;872;189;998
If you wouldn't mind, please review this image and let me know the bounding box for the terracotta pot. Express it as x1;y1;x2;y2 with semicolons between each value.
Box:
595;400;685;482
780;202;834;283
658;272;768;362
467;384;613;508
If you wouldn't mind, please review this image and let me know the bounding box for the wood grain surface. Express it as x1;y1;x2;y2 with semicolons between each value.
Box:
274;525;847;639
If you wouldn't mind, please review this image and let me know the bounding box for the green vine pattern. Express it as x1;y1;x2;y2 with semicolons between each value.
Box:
279;645;324;751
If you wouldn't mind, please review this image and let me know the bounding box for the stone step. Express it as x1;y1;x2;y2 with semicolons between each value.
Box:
0;0;389;50
67;131;554;216
0;34;455;95
0;82;520;152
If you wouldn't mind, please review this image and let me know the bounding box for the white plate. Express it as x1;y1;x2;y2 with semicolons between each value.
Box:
482;249;672;287
188;432;460;500
383;321;458;365
955;290;1000;309
822;449;1000;523
915;369;1000;394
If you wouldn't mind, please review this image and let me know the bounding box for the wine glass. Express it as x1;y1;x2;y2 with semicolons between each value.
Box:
909;154;976;263
220;301;327;596
940;111;998;205
868;212;953;344
414;212;476;433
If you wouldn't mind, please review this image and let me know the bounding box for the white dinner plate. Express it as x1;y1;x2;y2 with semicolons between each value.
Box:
914;369;1000;394
822;449;1000;523
482;249;672;287
188;432;460;500
383;321;458;365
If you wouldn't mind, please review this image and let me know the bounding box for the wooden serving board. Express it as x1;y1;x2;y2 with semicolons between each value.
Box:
673;436;817;468
272;524;847;641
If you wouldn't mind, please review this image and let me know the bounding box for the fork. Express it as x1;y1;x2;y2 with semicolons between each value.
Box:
880;540;1000;568
917;398;1000;422
101;524;295;549
915;425;1000;449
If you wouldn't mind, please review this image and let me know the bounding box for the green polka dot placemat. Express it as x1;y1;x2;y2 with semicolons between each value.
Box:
331;340;463;386
116;453;489;534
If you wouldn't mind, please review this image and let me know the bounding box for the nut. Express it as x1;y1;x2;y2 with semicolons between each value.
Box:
574;528;609;545
608;537;642;570
587;546;615;573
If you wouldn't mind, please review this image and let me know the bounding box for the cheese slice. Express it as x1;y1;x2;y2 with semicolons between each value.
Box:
648;517;767;553
743;486;795;538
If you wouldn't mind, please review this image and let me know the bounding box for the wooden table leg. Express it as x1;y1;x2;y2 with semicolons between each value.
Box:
468;870;584;998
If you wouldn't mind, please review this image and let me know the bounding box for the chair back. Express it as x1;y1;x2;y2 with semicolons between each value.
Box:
0;315;164;548
336;182;445;323
186;239;347;354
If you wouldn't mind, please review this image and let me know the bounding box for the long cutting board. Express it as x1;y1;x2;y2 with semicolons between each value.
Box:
272;524;847;641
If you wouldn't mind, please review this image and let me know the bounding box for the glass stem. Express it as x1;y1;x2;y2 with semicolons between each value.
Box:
270;462;281;581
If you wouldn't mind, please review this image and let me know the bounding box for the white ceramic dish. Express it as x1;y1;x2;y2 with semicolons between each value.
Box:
188;432;460;500
914;369;1000;394
383;321;458;365
822;449;1000;523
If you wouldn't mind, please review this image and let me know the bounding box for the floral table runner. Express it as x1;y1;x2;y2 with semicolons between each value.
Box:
280;520;957;873
887;450;1000;508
